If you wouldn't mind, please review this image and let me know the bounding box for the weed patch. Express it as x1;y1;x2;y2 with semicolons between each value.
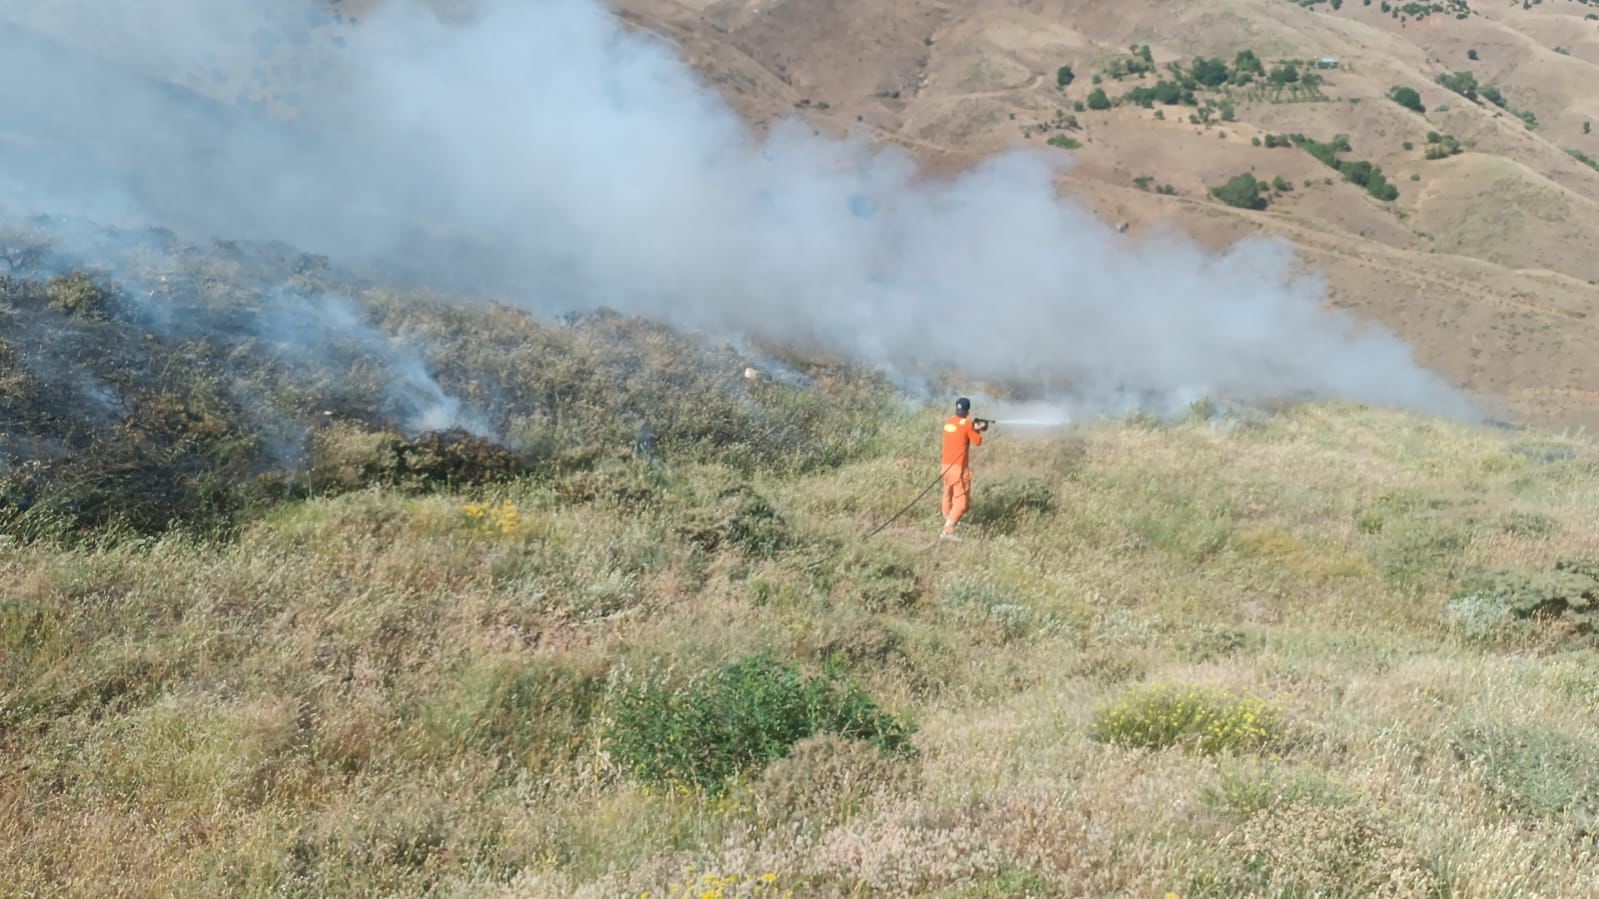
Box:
1091;682;1283;755
603;652;914;792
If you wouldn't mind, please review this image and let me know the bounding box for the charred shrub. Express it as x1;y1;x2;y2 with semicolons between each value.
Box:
309;426;529;493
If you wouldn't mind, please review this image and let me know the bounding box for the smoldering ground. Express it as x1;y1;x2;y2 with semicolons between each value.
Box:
0;0;1475;421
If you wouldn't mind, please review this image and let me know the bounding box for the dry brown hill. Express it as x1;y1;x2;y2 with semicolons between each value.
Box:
621;0;1599;427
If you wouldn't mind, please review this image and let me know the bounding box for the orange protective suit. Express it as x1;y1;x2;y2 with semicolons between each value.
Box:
940;415;983;532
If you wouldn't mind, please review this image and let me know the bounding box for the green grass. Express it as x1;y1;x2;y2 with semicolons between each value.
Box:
6;401;1599;895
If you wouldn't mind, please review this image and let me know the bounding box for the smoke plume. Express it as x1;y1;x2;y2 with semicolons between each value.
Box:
0;0;1474;419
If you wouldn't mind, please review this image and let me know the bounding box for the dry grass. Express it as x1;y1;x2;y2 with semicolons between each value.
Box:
6;402;1599;896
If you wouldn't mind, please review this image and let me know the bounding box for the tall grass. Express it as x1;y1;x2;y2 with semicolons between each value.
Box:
5;402;1599;896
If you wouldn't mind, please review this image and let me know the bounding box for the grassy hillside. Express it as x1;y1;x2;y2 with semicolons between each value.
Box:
7;388;1599;895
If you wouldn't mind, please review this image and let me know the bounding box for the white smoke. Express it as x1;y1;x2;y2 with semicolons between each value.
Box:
0;0;1475;419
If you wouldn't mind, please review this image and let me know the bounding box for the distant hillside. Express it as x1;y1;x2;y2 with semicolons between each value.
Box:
619;0;1599;427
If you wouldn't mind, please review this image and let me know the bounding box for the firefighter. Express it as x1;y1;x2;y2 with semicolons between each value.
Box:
940;397;988;539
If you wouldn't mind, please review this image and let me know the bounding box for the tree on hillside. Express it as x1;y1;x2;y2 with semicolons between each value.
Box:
1389;86;1425;113
1211;172;1267;210
1234;50;1264;76
1436;70;1478;102
1057;65;1075;88
1191;57;1230;87
1481;84;1505;108
1087;88;1112;110
1269;62;1301;85
1467;48;1479;61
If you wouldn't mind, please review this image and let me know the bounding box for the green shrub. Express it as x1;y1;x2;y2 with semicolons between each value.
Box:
1211;172;1267;210
1271;176;1293;192
1436;70;1478;102
1388;85;1425;113
1446;560;1599;640
1569;148;1599;172
1055;65;1075;88
1090;683;1283;755
1087;88;1112;110
1046;134;1082;150
603;652;915;792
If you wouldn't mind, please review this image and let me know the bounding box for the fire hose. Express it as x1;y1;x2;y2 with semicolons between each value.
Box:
863;419;992;539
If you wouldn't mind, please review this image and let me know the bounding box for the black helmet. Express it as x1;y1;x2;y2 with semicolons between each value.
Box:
955;397;971;417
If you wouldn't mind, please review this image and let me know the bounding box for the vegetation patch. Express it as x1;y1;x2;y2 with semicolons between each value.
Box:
1090;682;1284;755
1444;559;1599;643
603;652;915;792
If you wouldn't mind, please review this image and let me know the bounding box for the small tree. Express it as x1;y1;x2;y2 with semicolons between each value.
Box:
1366;171;1399;201
1211;172;1267;210
1467;48;1479;61
1087;88;1112;110
1272;176;1293;192
1191;57;1230;87
1057;65;1076;88
1436;70;1478;102
1234;50;1265;76
1269;62;1300;85
1481;84;1505;108
1389;86;1425;113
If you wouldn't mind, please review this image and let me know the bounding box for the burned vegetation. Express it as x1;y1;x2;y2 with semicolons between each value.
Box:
0;218;893;541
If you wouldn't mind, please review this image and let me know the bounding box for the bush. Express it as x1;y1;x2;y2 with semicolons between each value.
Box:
604;652;915;792
1055;65;1074;88
1090;683;1283;755
1087;88;1112;110
1046;134;1081;150
1211;172;1267;210
1388;86;1425;113
1272;176;1293;192
1436;70;1478;102
1445;559;1599;641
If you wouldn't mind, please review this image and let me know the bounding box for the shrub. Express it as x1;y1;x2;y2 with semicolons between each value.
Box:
1569;148;1599;172
1055;65;1075;88
1445;559;1599;641
1436;70;1478;102
1211;172;1267;210
1365;171;1399;201
1046;134;1082;150
1467;48;1479;61
1090;683;1283;755
1233;49;1265;77
1087;88;1112;110
1272;176;1293;192
1388;85;1425;113
1191;57;1230;87
1269;62;1300;85
603;652;915;792
1481;84;1505;108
